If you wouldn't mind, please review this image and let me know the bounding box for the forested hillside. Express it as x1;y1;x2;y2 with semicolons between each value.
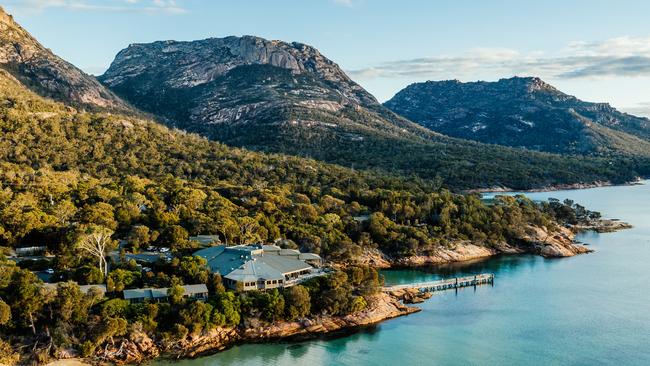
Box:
99;37;647;190
0;68;564;258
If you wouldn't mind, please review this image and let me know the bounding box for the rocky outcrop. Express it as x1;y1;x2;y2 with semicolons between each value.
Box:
100;36;375;106
0;7;129;111
519;225;591;257
98;35;384;134
356;247;392;268
392;242;501;267
388;223;600;267
100;330;160;364
573;219;633;233
384;77;650;156
239;293;416;341
168;327;238;359
387;288;433;304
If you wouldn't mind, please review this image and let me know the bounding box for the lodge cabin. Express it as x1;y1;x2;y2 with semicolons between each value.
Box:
123;284;209;304
194;244;324;291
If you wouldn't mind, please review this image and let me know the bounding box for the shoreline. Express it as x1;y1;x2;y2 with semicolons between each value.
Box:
93;292;418;364
465;178;646;194
362;222;620;269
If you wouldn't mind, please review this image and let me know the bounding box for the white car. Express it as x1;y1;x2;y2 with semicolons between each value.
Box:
45;268;54;274
159;247;170;253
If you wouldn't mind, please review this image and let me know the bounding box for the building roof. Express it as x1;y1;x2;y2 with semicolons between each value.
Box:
225;259;285;283
194;245;314;282
123;284;208;300
299;253;322;261
183;284;209;295
123;287;168;300
194;245;249;274
258;253;312;274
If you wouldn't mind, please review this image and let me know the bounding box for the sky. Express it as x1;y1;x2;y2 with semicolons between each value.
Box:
5;0;650;116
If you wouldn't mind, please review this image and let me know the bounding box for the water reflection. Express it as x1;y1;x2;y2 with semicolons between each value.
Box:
381;253;566;286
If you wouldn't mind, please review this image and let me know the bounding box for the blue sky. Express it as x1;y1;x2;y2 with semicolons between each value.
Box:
6;0;650;116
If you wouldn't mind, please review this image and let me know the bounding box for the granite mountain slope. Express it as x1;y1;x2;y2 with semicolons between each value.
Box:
99;37;647;189
0;7;130;112
384;77;650;155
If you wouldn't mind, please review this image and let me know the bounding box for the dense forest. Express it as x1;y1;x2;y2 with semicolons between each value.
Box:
0;68;604;364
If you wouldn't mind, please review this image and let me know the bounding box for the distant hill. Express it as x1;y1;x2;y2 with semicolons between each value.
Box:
0;7;130;112
99;38;647;189
384;77;650;155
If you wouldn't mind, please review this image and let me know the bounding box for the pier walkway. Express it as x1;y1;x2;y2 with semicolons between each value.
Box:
383;273;494;293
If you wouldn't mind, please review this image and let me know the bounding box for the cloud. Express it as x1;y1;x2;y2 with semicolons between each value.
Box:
348;36;650;81
6;0;187;14
621;102;650;118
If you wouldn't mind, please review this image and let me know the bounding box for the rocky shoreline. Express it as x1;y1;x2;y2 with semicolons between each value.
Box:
366;215;635;267
466;178;645;194
93;292;418;364
572;219;633;233
360;223;600;269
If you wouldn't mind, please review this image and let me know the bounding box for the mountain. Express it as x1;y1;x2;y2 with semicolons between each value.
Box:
99;37;646;190
0;7;130;112
384;77;650;155
98;36;423;142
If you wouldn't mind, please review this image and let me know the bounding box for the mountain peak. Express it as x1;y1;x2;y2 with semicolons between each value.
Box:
0;7;14;25
496;76;558;93
385;77;650;155
102;35;373;105
0;7;130;111
100;34;391;133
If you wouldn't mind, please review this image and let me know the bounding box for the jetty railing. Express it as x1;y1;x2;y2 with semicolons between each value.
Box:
382;273;494;293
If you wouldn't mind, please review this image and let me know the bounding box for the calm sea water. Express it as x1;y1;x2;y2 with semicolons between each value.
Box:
152;182;650;366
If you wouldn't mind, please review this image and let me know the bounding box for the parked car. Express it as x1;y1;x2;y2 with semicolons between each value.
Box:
45;268;54;274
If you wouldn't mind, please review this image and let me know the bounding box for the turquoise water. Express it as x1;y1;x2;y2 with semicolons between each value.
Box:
152;182;650;366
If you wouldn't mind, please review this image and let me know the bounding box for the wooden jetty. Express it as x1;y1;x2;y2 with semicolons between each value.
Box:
383;273;494;293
